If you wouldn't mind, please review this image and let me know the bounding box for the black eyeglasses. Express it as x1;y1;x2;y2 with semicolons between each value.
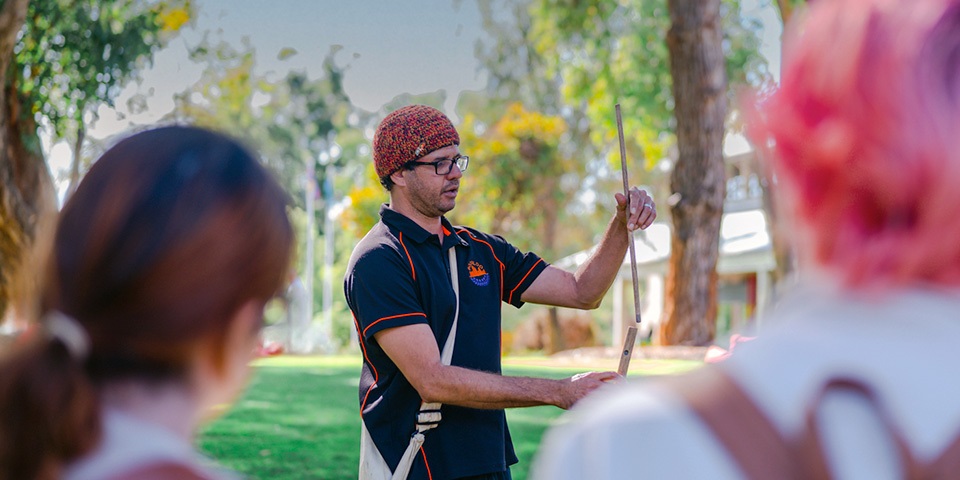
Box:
404;155;469;175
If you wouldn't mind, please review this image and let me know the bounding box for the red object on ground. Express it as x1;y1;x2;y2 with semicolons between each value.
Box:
704;334;756;363
255;340;285;357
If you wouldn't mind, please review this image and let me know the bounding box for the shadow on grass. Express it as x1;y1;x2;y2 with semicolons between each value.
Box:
199;355;701;480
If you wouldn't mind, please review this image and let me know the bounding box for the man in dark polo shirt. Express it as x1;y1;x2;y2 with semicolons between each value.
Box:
344;105;657;480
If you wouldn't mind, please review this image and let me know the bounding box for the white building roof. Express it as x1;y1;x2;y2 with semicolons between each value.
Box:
555;208;775;276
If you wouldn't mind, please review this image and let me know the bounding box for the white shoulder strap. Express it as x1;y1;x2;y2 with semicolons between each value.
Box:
414;247;459;428
391;247;460;479
440;246;460;364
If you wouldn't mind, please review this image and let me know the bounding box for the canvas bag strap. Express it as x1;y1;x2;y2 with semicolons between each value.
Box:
666;367;806;480
416;246;459;430
390;247;460;480
674;369;953;480
439;246;460;363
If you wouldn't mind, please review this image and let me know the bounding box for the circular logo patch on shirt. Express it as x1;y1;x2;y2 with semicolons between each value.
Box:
467;261;490;286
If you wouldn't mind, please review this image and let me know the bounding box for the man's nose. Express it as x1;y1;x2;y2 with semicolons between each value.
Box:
447;164;463;179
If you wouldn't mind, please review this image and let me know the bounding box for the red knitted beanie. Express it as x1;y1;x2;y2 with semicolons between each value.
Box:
373;105;460;179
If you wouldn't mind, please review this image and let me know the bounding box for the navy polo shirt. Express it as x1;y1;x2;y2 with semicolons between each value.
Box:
344;205;548;479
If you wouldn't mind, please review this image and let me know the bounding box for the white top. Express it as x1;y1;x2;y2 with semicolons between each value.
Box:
530;283;960;480
63;407;236;480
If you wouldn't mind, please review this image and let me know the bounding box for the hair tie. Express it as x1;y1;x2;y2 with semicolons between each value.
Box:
44;311;90;360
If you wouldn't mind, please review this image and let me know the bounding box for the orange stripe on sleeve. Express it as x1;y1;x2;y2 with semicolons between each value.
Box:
361;312;427;338
399;232;416;281
457;229;505;270
509;258;544;304
355;314;379;414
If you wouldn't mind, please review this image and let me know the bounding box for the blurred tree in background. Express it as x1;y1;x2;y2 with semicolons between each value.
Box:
659;0;729;345
168;38;376;347
458;104;567;258
531;0;768;345
531;0;767;162
0;0;189;326
455;0;621;259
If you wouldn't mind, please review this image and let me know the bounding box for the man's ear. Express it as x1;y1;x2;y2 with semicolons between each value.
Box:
390;168;407;188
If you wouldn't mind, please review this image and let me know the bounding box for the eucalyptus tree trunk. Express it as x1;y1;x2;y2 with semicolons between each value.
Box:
660;0;727;345
0;0;57;328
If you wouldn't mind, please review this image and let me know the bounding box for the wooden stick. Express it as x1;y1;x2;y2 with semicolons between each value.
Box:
615;103;643;377
617;325;638;377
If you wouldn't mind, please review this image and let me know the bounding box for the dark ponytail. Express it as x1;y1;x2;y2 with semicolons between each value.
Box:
0;334;99;480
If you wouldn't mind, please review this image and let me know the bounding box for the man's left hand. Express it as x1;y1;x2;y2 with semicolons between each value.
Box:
615;187;656;231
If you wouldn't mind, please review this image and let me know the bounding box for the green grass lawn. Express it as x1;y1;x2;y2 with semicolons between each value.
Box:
199;355;702;480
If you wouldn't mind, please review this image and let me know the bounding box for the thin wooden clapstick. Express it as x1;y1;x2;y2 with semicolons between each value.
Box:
615;103;643;377
617;325;638;376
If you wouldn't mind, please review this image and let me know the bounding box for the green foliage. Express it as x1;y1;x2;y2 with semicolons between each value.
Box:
171;38;258;132
169;40;374;349
455;103;573;257
340;163;383;239
171;40;370;215
16;0;190;138
179;40;390;350
469;0;565;115
531;0;770;165
455;0;625;259
259;63;356;209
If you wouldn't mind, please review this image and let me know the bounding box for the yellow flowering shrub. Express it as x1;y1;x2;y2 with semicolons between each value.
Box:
158;6;190;32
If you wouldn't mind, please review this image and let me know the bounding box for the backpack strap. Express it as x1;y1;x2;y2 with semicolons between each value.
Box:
439;246;460;365
801;378;949;480
922;430;960;478
672;368;960;480
391;247;461;480
665;367;808;480
415;246;460;432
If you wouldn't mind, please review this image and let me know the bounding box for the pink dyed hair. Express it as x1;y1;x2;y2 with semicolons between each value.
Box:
749;0;960;288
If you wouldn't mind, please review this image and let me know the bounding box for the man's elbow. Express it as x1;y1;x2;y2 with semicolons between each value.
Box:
570;297;603;310
582;299;603;310
409;372;450;404
569;280;605;310
415;383;444;404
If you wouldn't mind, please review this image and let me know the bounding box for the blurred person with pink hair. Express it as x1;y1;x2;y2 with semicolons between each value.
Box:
531;0;960;478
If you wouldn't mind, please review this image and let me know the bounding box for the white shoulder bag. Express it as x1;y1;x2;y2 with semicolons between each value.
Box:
359;247;460;480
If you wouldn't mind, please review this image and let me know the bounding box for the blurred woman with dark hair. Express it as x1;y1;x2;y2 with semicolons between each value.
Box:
0;126;294;480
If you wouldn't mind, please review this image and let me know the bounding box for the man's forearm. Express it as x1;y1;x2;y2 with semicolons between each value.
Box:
377;323;618;410
417;364;618;410
418;364;566;409
571;215;630;307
